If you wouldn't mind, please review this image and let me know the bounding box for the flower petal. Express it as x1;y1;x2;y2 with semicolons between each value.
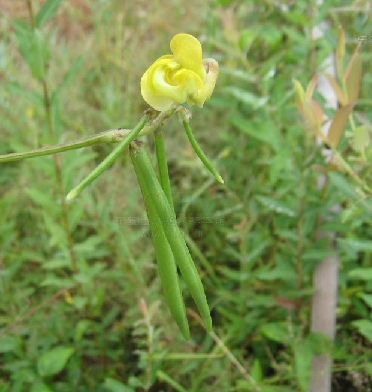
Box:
152;66;187;103
170;34;205;81
141;69;176;111
172;68;203;95
188;58;219;108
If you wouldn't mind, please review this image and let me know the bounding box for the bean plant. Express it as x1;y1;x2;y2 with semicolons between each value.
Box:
0;24;222;339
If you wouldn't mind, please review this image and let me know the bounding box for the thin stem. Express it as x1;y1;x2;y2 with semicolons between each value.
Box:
187;308;260;390
66;115;149;200
26;1;77;270
330;145;372;193
296;166;305;322
26;0;36;29
154;130;174;212
0;129;129;163
41;78;77;270
0;107;177;163
182;121;224;184
316;125;372;194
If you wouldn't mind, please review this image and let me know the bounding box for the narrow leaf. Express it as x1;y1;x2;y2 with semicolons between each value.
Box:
327;104;354;147
103;378;134;392
336;26;345;79
324;73;347;106
352;320;372;343
345;53;362;103
293;79;305;103
29;29;50;80
6;82;43;105
345;44;362;80
30;382;53;392
305;74;318;99
308;98;324;125
295;339;312;391
52;56;84;102
36;0;66;27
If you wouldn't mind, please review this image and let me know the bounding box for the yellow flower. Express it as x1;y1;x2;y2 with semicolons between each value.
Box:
141;33;219;111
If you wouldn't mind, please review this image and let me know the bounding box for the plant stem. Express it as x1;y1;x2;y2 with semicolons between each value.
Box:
316;125;372;194
66;115;149;200
26;0;36;28
41;78;77;270
0;107;176;163
26;0;77;270
182;121;224;184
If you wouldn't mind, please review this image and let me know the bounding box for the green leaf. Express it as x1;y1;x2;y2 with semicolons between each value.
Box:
13;19;33;64
40;276;75;288
6;82;44;105
37;346;74;377
42;259;71;270
51;56;84;102
224;87;268;109
103;378;134;392
324;73;347;106
358;293;372;308
258;266;296;281
251;358;263;382
74;320;92;342
36;0;66;28
352;320;372;343
283;11;311;26
328;172;357;197
353;125;370;152
232;117;282;150
30;382;53;392
13;22;50;80
256;196;296;217
327;104;355;147
260;322;289;344
307;332;332;355
295;339;312;391
25;188;60;215
348;268;372;280
345;52;362;104
0;336;20;353
29;29;50;80
339;238;372;253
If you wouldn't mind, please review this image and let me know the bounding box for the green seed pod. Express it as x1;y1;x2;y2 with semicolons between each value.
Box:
182;120;224;184
130;145;212;332
154;130;174;212
153;132;209;309
133;152;190;340
67;115;149;200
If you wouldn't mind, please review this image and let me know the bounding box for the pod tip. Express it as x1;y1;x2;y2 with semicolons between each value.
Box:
204;317;213;333
66;190;77;201
183;330;191;341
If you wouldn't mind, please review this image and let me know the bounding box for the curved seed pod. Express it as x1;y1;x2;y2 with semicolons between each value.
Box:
131;145;212;332
133;153;190;340
182;120;224;184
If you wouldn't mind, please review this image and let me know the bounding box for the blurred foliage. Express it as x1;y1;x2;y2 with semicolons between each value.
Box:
0;0;372;391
